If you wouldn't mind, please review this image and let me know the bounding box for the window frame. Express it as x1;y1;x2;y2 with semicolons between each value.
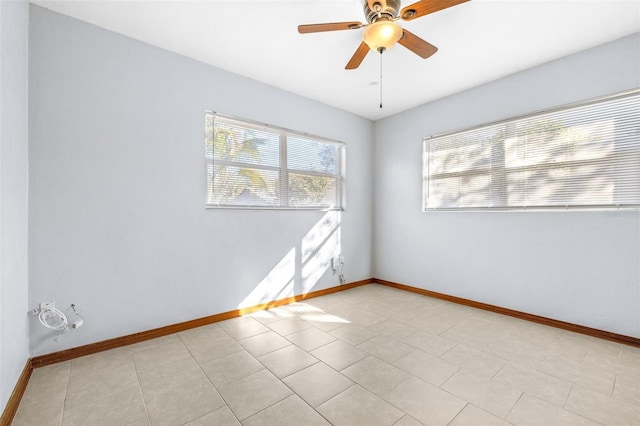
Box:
422;89;640;212
205;112;345;211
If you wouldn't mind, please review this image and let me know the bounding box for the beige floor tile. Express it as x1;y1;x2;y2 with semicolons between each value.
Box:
547;333;591;362
526;324;565;348
132;337;192;373
310;339;368;370
183;334;244;364
442;369;522;418
65;359;139;408
493;363;573;406
539;353;616;396
242;395;331;426
409;312;460;336
217;369;292;420
286;326;337;351
381;376;466;425
477;323;537;349
136;354;205;396
238;331;291;357
317;385;403;426
128;334;181;353
283;362;354;407
183;406;241;426
249;307;293;324
199;350;264;387
329;323;378;345
620;346;640;369
370;319;420;339
394;349;459;386
582;338;623;359
177;323;227;346
267;317;313;336
614;373;640;405
70;347;133;372
61;385;148;426
302;312;350;332
356;334;414;363
565;385;640;426
439;318;492;347
218;316;270;340
13;398;65;426
441;345;505;377
28;360;71;379
342;356;411;395
583;349;640;379
334;308;388;328
257;344;318;378
400;329;457;356
484;341;548;369
507;393;601;426
280;302;332;320
18;361;70;409
144;376;225;426
449;404;513;426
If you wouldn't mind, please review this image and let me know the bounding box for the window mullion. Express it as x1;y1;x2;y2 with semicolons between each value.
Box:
280;134;288;207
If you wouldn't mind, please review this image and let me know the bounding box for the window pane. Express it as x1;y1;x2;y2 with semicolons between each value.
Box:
288;173;337;207
287;137;338;174
209;165;280;206
213;121;280;167
424;91;640;210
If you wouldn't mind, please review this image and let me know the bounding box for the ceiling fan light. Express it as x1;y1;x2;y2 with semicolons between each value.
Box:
362;20;402;52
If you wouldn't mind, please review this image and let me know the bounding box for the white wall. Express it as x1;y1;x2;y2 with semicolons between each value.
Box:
26;4;640;362
0;0;30;411
373;33;640;338
28;6;373;356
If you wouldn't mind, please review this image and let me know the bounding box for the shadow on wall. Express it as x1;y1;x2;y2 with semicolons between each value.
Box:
238;211;342;310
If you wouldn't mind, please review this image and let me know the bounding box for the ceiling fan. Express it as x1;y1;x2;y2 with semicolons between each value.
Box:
298;0;470;70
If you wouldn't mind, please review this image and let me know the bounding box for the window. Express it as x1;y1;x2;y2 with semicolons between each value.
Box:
205;112;344;209
423;90;640;211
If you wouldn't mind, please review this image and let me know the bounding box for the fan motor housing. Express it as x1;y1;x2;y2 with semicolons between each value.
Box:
364;0;401;23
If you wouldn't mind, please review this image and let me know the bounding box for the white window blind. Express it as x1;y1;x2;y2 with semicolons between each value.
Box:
423;90;640;211
205;112;344;209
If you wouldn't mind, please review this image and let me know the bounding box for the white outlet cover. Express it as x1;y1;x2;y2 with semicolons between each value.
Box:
40;301;55;311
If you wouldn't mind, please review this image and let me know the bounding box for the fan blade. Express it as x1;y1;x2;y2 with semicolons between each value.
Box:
298;22;363;34
346;42;370;70
401;0;470;21
398;29;438;59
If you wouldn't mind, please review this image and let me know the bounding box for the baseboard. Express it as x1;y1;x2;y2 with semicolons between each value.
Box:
31;278;372;368
0;359;33;426
374;278;640;348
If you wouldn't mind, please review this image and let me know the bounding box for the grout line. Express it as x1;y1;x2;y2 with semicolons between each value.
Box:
610;374;617;398
444;402;469;426
562;383;574;408
130;346;152;426
58;361;72;426
503;391;524;422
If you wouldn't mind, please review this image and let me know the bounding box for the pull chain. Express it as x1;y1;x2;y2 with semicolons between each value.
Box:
379;49;383;109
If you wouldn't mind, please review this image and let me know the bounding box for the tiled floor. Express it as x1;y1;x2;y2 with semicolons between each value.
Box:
13;284;640;426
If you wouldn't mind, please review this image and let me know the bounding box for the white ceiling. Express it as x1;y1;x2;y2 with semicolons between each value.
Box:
31;0;640;120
